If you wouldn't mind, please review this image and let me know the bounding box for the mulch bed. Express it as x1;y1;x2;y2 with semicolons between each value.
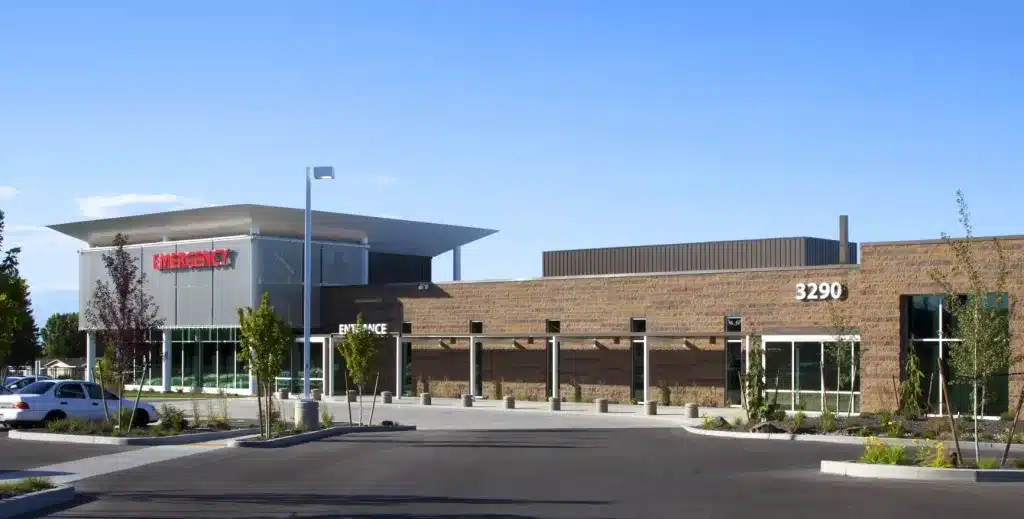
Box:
707;413;1021;442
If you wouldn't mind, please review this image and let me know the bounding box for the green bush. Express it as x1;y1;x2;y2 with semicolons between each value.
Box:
320;406;335;428
880;413;904;438
859;437;905;465
819;409;836;433
977;458;1000;470
792;411;806;431
113;408;135;429
158;404;188;432
1000;410;1016;422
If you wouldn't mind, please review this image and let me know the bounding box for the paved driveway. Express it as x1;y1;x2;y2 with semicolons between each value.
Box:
0;436;138;476
34;427;1024;519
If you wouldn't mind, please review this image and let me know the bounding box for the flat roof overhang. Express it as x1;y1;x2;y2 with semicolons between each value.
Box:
48;204;497;257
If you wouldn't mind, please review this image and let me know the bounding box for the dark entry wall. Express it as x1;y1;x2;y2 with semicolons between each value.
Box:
369;252;431;285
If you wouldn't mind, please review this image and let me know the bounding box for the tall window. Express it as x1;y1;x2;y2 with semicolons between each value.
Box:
762;335;861;413
725;316;743;406
904;294;1010;417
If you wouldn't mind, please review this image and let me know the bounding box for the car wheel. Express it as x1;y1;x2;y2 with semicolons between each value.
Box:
43;411;66;424
132;410;150;427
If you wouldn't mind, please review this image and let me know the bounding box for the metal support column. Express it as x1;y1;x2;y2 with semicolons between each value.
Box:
452;246;462;281
162;330;172;392
86;331;96;382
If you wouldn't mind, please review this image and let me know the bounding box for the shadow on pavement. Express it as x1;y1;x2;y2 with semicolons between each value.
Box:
327;438;590;449
0;470;72;480
78;492;610;508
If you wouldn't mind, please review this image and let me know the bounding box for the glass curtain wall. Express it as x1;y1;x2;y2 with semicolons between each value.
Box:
763;336;861;413
130;329;163;387
165;328;248;391
905;294;1010;417
277;339;324;393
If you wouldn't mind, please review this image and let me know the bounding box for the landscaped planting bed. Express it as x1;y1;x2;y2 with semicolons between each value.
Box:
699;410;1024;444
0;478;54;501
41;402;245;438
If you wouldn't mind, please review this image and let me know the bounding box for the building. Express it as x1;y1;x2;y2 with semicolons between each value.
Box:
52;207;1022;417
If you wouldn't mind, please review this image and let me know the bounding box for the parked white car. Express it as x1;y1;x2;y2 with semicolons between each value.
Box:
0;379;159;428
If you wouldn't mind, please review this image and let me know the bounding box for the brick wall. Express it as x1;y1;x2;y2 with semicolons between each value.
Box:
324;237;1024;412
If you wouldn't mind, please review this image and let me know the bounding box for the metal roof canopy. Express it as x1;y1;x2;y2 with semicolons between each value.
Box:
48;204;497;257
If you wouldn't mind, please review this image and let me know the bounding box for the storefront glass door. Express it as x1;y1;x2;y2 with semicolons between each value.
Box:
725;340;743;406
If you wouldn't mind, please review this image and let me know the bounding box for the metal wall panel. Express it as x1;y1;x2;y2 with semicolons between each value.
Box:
174;240;214;326
541;237;859;277
322;243;367;285
141;243;178;326
211;238;253;326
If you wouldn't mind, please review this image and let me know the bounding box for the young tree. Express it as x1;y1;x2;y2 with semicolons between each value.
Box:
929;190;1021;466
238;292;292;439
41;312;87;359
0;209;25;375
824;299;861;417
338;313;379;426
83;233;165;432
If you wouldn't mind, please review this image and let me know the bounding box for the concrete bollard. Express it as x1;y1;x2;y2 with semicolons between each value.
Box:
461;394;473;407
347;390;357;403
420;393;432;406
645;400;658;416
548;397;560;411
595;398;608;413
382;391;393;404
503;395;515;409
683;403;698;418
311;389;322;401
294;399;320;430
278;389;289;400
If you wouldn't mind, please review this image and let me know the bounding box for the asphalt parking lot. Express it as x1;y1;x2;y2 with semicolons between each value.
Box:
30;427;1024;519
0;435;138;475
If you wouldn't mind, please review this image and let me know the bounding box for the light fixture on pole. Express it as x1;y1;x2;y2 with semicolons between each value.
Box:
304;165;335;400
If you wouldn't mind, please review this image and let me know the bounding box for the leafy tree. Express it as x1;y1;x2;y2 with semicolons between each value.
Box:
929;190;1021;466
0;209;25;375
83;233;165;431
824;297;862;417
41;312;86;360
5;276;38;368
238;292;292;439
338;313;379;425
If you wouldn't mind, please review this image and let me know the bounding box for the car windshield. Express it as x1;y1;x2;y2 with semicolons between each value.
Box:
18;381;56;395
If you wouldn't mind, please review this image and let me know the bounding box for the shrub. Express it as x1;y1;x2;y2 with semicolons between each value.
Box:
320;406;335;428
856;427;873;437
294;422;309;435
1000;410;1015;422
880;414;904;438
792;411;806;431
913;439;954;468
114;408;135;429
819;409;836;433
977;458;1000;469
46;417;98;434
859;437;905;465
731;416;743;428
158;404;188;432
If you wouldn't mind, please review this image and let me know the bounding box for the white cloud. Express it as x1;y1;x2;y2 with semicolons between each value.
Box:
0;186;19;199
339;175;397;187
75;193;209;219
4;224;82;293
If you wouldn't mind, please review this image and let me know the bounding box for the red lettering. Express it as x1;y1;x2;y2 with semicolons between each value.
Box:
151;249;232;270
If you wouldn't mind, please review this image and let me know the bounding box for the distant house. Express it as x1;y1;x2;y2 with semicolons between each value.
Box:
41;358;88;380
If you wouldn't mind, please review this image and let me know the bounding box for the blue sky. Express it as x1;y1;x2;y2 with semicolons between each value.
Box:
2;1;1023;322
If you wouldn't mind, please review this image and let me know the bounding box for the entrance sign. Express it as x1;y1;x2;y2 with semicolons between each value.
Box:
153;249;232;270
339;323;389;335
795;282;845;301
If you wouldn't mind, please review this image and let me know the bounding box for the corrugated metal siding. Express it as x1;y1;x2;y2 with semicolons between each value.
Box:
542;238;859;277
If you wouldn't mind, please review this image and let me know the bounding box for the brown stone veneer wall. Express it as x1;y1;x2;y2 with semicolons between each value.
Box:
325;238;1024;412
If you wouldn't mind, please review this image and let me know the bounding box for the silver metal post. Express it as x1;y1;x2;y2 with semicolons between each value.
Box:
303;166;312;400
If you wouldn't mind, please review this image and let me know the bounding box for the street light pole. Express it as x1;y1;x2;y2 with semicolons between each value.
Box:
303;166;334;401
303;167;313;400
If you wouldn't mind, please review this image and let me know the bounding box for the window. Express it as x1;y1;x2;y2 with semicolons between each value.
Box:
545;320;560;334
105;389;120;401
761;336;862;413
85;383;103;400
401;322;413;334
19;381;56;395
904;294;1010;417
630;318;646;334
55;383;87;399
470;321;483;334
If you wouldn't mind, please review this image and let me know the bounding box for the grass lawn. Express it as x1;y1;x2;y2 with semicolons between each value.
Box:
0;477;55;500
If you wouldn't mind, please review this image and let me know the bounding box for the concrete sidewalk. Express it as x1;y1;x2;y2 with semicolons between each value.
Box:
154;395;746;429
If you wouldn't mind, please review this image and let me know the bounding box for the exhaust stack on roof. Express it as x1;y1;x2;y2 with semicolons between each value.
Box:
839;215;849;264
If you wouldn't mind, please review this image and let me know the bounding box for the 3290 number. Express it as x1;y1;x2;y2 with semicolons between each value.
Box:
795;282;844;301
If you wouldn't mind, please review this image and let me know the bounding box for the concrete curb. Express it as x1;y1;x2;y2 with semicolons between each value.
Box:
820;460;1024;482
8;427;260;446
0;485;75;519
227;425;417;448
681;426;1024;452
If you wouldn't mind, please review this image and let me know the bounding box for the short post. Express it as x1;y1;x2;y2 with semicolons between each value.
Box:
595;398;608;413
420;393;432;406
461;394;473;407
347;390;357;403
503;395;515;409
684;403;698;418
278;389;289;400
311;389;322;401
548;397;560;411
382;391;393;404
645;400;658;416
294;399;320;430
